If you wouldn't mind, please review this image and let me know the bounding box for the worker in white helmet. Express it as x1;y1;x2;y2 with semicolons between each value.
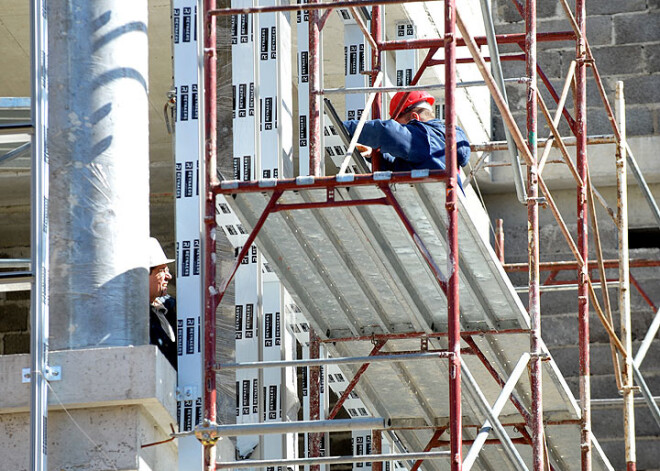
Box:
148;237;177;369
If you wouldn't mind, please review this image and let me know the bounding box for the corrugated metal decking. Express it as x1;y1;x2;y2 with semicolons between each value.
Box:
219;174;614;471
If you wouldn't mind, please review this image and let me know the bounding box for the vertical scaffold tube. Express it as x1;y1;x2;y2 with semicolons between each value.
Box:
575;1;591;470
444;1;461;470
203;0;218;469
616;82;636;471
372;429;383;471
308;0;322;176
309;329;321;471
371;5;382;120
29;0;48;468
525;1;543;470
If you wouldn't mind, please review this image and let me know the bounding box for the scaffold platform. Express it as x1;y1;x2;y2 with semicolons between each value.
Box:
218;171;614;471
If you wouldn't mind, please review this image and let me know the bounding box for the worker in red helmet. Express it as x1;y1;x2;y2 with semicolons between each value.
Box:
343;90;471;175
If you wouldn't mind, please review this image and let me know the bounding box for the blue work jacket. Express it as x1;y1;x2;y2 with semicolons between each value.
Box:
343;118;471;172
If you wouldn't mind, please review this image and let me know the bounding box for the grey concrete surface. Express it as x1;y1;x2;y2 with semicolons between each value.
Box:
0;345;178;470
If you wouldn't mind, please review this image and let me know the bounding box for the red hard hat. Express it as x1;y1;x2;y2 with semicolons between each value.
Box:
389;90;435;119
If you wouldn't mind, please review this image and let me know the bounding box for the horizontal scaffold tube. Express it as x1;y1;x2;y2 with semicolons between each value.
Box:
215;351;452;370
178;418;386;440
216;451;450;468
214;169;447;195
209;0;435;16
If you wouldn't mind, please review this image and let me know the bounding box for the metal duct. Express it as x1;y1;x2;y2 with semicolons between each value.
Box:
48;0;150;350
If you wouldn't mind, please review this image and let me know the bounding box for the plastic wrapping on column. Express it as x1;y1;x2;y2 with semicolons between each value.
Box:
48;0;150;350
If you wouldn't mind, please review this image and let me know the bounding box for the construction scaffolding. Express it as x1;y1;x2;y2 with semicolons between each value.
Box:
163;0;660;470
6;0;659;470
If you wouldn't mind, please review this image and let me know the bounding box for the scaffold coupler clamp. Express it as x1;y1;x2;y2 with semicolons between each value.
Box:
619;384;640;395
525;195;547;206
194;419;221;446
529;351;551;362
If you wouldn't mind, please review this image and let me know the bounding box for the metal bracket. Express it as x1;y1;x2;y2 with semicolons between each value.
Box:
177;384;198;401
22;365;62;383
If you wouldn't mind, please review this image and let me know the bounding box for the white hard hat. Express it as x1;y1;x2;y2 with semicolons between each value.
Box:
149;237;175;268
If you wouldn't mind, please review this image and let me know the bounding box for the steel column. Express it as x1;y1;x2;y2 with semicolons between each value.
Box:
525;1;543;470
575;1;591;469
615;81;636;471
445;1;462;469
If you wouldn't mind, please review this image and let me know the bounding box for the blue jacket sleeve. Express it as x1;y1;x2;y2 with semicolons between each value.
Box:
343;119;471;169
343;119;433;164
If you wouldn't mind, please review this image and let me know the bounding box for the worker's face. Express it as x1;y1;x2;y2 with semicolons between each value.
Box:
149;264;172;302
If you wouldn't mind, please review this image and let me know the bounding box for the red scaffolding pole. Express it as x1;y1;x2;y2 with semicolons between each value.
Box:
203;0;218;469
575;1;592;470
525;1;544;470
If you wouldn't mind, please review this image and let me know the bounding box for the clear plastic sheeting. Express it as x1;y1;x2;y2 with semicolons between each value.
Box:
222;177;615;471
47;0;150;350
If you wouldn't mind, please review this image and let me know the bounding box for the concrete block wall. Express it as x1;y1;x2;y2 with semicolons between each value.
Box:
491;1;660;139
485;189;660;470
0;242;30;355
0;290;29;355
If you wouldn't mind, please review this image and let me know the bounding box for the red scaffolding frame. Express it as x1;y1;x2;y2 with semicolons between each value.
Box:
193;1;660;470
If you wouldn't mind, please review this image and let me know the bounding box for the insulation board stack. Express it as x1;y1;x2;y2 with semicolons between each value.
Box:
172;0;203;467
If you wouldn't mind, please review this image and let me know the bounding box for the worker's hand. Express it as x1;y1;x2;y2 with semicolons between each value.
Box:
355;144;373;158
